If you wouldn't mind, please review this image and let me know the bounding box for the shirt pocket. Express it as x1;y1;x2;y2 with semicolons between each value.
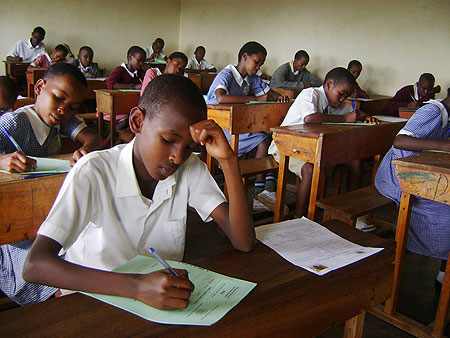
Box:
164;216;187;257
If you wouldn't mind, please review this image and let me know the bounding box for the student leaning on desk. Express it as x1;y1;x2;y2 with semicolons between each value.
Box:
3;75;254;309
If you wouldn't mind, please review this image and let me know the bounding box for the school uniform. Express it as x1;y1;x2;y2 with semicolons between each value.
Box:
145;46;166;60
7;39;46;62
140;68;162;96
268;86;352;177
375;100;450;260
206;64;270;157
186;57;215;71
270;62;321;90
30;53;55;68
382;83;435;116
68;59;101;78
0;105;87;305
355;83;368;98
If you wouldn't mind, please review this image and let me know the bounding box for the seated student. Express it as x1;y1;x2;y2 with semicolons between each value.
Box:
206;41;287;210
69;46;101;78
186;46;217;72
145;38;166;62
382;73;441;116
375;91;450;291
270;50;321;90
0;76;19;115
140;52;188;96
29;44;74;69
267;67;378;218
6;26;46;63
347;60;369;99
15;75;254;309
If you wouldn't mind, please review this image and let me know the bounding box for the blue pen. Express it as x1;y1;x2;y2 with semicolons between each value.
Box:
149;248;180;277
351;99;356;111
23;173;55;179
3;129;36;171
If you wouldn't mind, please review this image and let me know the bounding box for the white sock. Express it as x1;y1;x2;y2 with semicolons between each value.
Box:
436;271;445;284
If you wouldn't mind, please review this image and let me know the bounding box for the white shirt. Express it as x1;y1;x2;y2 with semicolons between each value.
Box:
186;56;215;70
121;62;137;77
7;39;46;62
38;139;226;271
145;46;166;60
268;86;352;154
290;61;299;75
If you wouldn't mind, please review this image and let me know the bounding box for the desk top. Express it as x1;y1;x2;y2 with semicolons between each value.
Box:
207;101;292;110
94;89;140;96
3;60;30;65
0;220;394;337
393;152;450;174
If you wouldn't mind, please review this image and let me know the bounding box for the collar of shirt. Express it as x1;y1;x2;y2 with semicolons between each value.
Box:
26;39;42;50
121;62;137;78
413;83;420;100
21;105;59;145
423;99;449;128
318;86;330;113
225;64;249;87
79;61;91;73
115;138;177;203
290;61;299;76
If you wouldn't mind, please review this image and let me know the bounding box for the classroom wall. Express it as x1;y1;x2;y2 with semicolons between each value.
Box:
178;0;450;98
0;0;181;76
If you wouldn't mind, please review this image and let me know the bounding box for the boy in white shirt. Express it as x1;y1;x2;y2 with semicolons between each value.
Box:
186;46;217;72
6;27;46;63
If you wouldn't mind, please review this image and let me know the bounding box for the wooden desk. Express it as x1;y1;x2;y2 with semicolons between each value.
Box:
187;72;217;94
206;102;292;170
13;97;34;110
95;89;140;147
398;107;417;119
371;152;450;338
273;87;302;99
0;153;72;245
26;68;46;98
345;95;392;116
3;61;30;78
271;122;405;222
0;219;395;338
86;78;107;100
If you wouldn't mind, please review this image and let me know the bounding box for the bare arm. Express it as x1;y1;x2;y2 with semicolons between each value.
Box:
304;111;358;124
6;56;22;62
393;134;450;152
71;127;104;165
215;88;260;104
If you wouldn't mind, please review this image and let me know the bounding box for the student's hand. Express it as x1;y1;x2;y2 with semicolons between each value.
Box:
190;120;235;162
254;94;269;102
277;95;289;102
0;152;36;173
62;44;74;59
10;56;22;62
363;116;380;124
406;101;419;109
131;83;142;90
134;269;194;310
71;147;90;166
343;111;358;123
433;85;441;94
87;73;96;78
349;91;358;98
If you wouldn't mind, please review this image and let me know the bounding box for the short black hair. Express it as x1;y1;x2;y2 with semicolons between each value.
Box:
139;74;206;120
324;67;357;87
154;38;165;47
32;26;45;36
238;41;267;62
127;46;146;58
419;73;435;84
43;63;88;88
0;76;19;103
168;52;188;66
348;60;362;70
195;46;205;53
294;50;309;60
79;46;93;55
54;44;69;57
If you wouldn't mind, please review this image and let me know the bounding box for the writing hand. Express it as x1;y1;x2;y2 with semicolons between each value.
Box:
0;152;36;173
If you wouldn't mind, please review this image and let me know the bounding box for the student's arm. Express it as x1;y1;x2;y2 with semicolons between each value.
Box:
106;67;140;90
393;135;450;152
266;89;289;102
270;64;302;89
215;88;263;103
23;235;194;310
304;70;322;88
0;152;36;172
71;127;104;165
383;87;414;115
6;56;22;62
189;120;255;252
304;111;358;124
62;44;74;60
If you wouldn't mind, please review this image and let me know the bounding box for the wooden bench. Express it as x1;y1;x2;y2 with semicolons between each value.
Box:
316;185;394;235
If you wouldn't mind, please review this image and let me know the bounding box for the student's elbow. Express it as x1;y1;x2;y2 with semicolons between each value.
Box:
22;251;43;284
232;234;255;253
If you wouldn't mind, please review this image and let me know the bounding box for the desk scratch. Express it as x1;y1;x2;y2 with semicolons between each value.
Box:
433;174;448;200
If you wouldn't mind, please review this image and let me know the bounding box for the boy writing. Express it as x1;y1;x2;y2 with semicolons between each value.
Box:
382;73;441;116
267;67;377;218
186;46;217;72
6;27;46;63
145;38;167;62
0;76;19;115
206;41;287;210
29;44;74;69
347;60;369;99
270;50;321;90
20;74;254;309
69;46;101;78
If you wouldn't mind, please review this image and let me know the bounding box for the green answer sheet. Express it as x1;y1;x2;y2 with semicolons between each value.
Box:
0;156;71;175
82;255;257;326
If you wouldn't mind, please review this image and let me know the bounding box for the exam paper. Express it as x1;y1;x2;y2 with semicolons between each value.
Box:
83;256;256;326
255;217;383;275
0;156;71;175
372;115;408;122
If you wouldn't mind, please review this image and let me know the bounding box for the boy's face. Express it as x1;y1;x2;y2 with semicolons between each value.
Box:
79;49;93;68
164;57;186;75
324;80;354;108
50;50;66;63
131;100;202;181
242;52;266;76
348;65;362;79
30;32;44;47
194;48;205;62
128;52;145;72
152;41;163;53
293;57;309;73
417;79;434;97
34;75;86;126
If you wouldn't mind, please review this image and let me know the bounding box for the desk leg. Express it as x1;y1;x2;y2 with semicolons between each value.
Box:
230;134;239;154
110;116;116;148
307;165;325;221
385;192;412;315
274;154;289;223
432;253;450;337
344;311;366;338
206;154;216;173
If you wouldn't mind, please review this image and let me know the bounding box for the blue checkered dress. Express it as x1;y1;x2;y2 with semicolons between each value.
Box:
375;101;450;260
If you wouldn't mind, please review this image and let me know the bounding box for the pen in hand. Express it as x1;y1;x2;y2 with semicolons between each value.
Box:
3;129;36;171
149;248;180;277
